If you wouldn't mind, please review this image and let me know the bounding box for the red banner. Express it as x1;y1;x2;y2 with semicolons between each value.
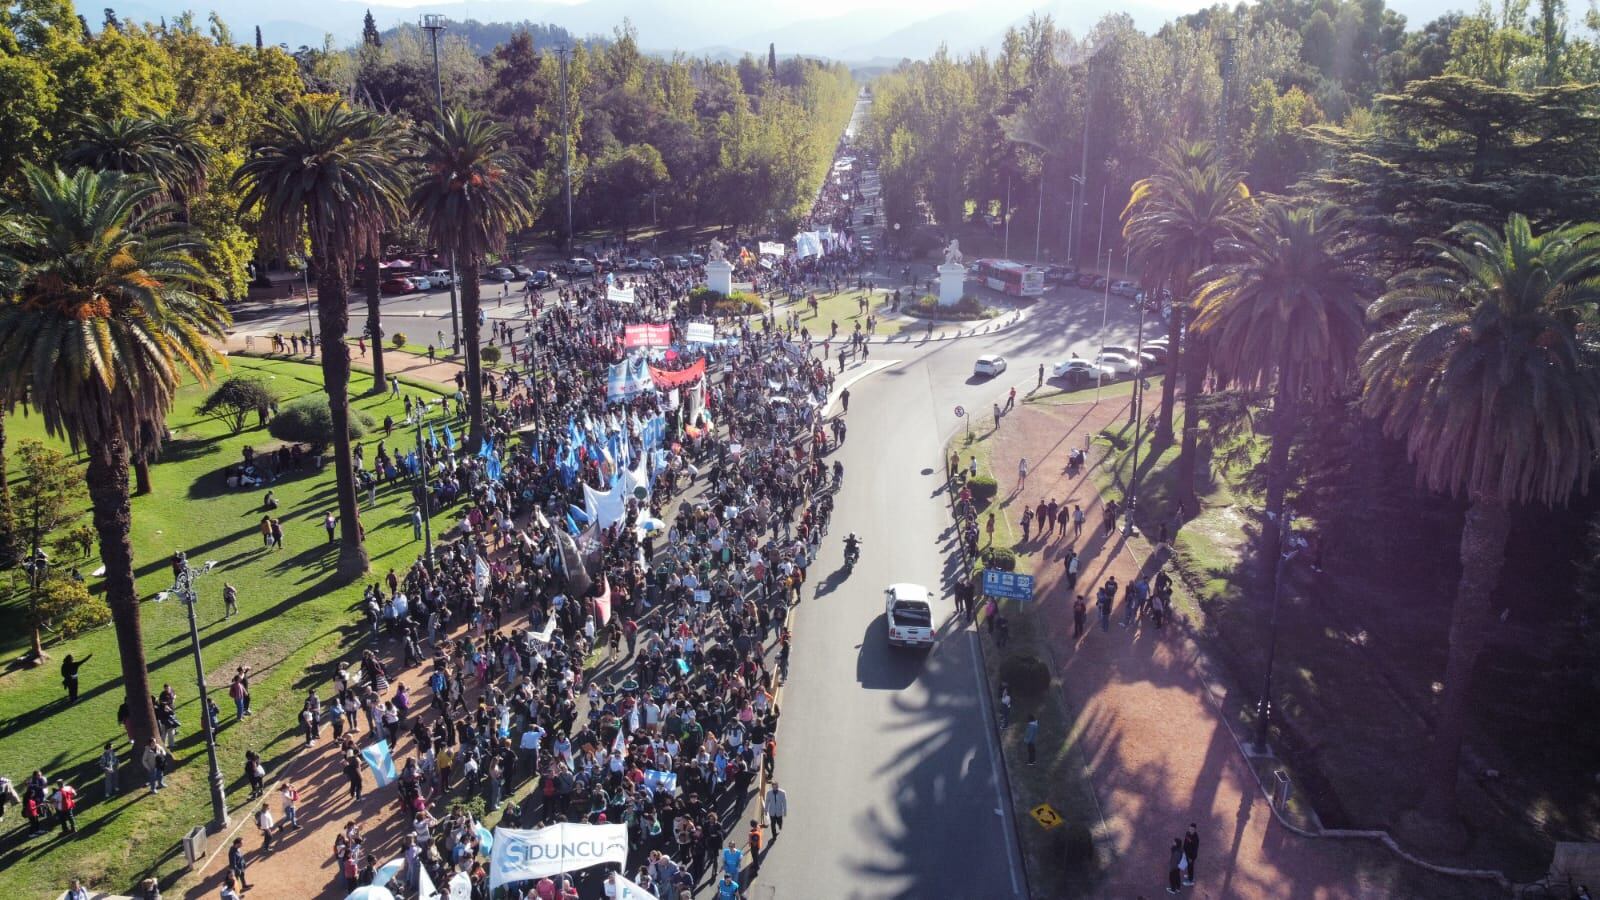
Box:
650;358;706;390
623;324;672;349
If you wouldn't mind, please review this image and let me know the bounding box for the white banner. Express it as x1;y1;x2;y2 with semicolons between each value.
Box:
448;872;472;900
607;284;635;304
612;873;660;900
488;823;629;888
758;241;784;257
684;322;716;344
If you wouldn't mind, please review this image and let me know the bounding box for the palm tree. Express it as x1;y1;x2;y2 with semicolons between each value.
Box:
0;166;226;748
1360;214;1600;831
64;112;214;494
234;99;407;579
361;232;386;393
409;108;535;451
1192;199;1371;614
1122;141;1252;507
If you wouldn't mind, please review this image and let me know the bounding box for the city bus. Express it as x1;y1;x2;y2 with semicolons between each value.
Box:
975;259;1045;297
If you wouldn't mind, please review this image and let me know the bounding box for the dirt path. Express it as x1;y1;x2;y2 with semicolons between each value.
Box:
988;397;1501;899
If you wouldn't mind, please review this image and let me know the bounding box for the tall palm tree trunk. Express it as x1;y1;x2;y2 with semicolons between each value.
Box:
317;269;369;580
133;458;152;495
1155;301;1182;446
458;255;486;453
363;247;385;393
1420;493;1511;821
0;414;15;566
1176;332;1210;512
85;434;158;749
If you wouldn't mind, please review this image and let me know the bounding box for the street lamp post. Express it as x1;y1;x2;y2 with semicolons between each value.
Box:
1092;185;1110;402
1002;174;1011;260
1255;546;1300;753
421;13;462;354
413;412;435;568
1035;156;1046;263
1123;287;1147;536
167;557;229;829
1066;178;1079;266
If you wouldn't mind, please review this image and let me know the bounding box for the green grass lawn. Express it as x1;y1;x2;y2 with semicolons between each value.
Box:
0;355;456;895
776;287;911;338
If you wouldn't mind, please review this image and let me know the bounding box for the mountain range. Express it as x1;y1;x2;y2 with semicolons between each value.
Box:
108;0;1469;59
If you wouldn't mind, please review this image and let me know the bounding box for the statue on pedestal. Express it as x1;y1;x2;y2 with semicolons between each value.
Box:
942;239;963;267
706;237;727;263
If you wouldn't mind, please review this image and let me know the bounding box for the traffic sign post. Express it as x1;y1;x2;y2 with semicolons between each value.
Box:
1030;803;1063;830
954;404;967;436
981;569;1035;601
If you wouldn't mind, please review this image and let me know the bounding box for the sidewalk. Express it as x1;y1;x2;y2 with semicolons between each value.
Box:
224;338;467;391
984;397;1505;899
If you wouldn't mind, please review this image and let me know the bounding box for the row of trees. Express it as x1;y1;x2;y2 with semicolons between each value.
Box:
1125;139;1600;838
866;1;1600;259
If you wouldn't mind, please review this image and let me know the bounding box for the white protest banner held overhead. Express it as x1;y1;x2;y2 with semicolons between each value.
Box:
684;322;716;344
758;241;784;257
606;284;635;304
611;873;660;900
489;823;629;888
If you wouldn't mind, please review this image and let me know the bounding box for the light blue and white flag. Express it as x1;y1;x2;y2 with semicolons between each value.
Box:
643;769;677;795
362;739;397;788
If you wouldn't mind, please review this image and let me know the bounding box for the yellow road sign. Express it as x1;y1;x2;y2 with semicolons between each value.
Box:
1030;803;1063;830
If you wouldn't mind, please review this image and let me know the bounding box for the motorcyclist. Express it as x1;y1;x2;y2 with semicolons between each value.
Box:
843;532;861;563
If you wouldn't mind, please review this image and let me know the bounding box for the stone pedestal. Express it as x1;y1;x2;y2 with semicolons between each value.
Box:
937;263;966;306
705;259;734;295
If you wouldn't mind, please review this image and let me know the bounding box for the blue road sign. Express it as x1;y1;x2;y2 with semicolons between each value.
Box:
982;569;1035;601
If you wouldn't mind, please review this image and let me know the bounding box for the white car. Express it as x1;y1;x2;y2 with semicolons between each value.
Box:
427;269;455;287
885;583;935;648
410;275;433;290
973;355;1007;377
1096;352;1140;376
1110;279;1138;297
1053;358;1113;381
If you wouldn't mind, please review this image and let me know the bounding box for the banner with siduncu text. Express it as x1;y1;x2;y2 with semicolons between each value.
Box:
488;823;629;888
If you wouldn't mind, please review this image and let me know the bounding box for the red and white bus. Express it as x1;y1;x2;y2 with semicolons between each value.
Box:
975;259;1045;297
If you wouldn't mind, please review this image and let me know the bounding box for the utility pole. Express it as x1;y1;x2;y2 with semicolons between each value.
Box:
1034;155;1045;263
557;45;574;254
1076;39;1093;267
1003;174;1011;259
421;13;461;354
1094;185;1109;403
1066;177;1078;268
168;556;229;830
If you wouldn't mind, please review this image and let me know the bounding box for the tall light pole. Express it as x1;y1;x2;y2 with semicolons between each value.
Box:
1066;177;1079;267
412;412;435;569
1255;547;1300;753
420;13;461;354
1094;185;1110;403
1034;155;1046;263
163;556;228;829
1124;282;1147;536
556;45;574;254
1076;39;1093;270
1002;174;1011;259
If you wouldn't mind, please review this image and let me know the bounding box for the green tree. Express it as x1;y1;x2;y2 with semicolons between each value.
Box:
198;375;277;433
1192;200;1371;632
409;108;535;451
234;99;407;578
1359;214;1600;832
589;143;668;238
0;166;226;749
362;9;381;48
1121;141;1252;495
9;439;87;660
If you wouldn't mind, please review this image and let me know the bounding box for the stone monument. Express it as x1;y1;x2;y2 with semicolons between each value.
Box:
936;239;966;306
704;237;734;295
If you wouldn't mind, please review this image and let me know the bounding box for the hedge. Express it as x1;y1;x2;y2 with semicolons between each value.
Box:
268;395;374;450
904;294;996;321
967;474;998;504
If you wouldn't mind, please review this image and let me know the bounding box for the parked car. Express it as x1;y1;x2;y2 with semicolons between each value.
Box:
525;270;554;290
567;258;596;276
641;257;663;272
1095;352;1140;376
664;255;688;269
884;583;935;649
1139;343;1170;364
510;265;533;280
621;257;641;271
426;269;455;287
1044;264;1079;284
1110;279;1138;297
1053;358;1113;384
973;354;1007;378
1076;272;1098;288
381;277;416;295
487;267;515;282
409;275;433;291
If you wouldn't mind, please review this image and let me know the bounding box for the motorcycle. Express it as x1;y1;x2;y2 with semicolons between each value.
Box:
844;542;861;568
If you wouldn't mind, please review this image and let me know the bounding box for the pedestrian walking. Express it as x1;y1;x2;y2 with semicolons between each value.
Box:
223;582;238;618
50;779;78;835
765;781;788;836
1183;823;1200;885
142;740;168;792
229;838;251;889
255;802;275;851
1037;363;1044;388
1169;837;1187;892
1073;504;1086;538
411;508;423;541
1072;595;1087;639
1064;550;1080;589
324;511;337;543
747;819;763;874
1023;715;1039;765
1017;456;1029;490
60;653;91;704
269;517;283;549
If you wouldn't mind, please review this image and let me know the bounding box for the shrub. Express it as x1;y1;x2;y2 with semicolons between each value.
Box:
198;376;277;433
998;653;1051;698
268;395;373;450
480;345;502;365
392;332;407;349
967;474;998;504
905;294;996;321
687;286;763;317
981;545;1017;571
35;576;110;639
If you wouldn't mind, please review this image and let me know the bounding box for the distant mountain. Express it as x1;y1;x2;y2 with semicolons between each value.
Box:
104;0;1476;57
